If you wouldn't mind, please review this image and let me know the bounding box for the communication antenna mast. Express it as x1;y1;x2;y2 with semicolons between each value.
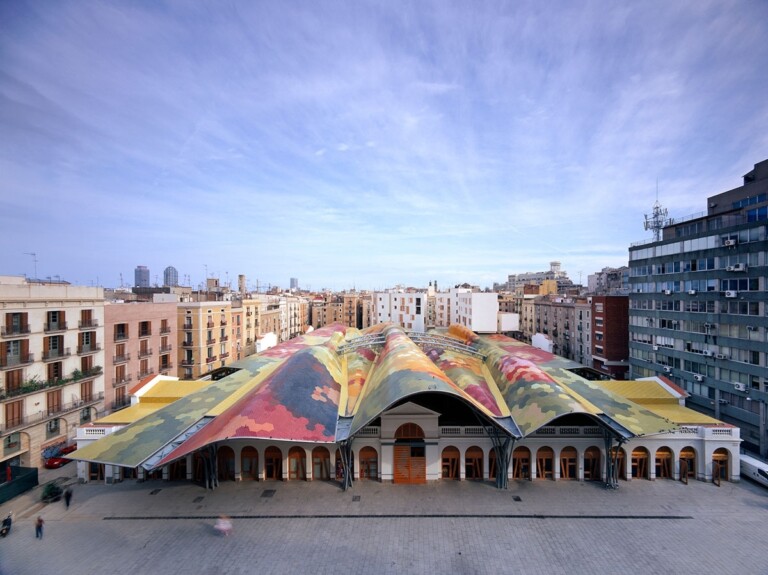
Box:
24;252;38;280
644;182;668;242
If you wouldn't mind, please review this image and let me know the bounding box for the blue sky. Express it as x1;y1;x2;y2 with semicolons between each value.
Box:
2;1;767;292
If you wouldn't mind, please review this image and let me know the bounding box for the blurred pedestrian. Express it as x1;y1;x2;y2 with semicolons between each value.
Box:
214;515;232;536
35;516;44;539
64;487;72;509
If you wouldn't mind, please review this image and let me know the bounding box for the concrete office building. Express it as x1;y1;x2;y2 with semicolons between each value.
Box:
628;159;768;456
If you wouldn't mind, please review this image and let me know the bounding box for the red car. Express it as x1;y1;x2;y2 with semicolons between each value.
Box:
44;445;77;469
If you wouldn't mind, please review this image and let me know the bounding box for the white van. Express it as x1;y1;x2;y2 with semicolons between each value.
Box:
740;453;768;488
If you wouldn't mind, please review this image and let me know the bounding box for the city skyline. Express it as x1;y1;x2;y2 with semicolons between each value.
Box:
2;1;767;290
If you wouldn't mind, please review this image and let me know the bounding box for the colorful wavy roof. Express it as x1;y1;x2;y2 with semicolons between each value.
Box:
72;322;683;470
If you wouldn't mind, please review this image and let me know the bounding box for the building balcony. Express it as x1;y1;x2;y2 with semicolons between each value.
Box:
112;374;133;387
113;353;131;364
138;348;153;358
77;344;101;355
182;323;194;330
1;325;30;337
114;333;128;342
78;319;99;329
206;355;217;364
220;319;228;326
159;345;173;353
111;396;131;410
180;359;195;367
44;322;68;333
159;363;174;372
138;330;152;338
206;321;215;328
220;352;230;360
246;322;252;329
206;339;216;346
220;335;229;342
160;326;172;335
0;353;34;370
0;391;104;432
137;368;155;379
43;348;71;361
246;311;253;317
182;341;194;348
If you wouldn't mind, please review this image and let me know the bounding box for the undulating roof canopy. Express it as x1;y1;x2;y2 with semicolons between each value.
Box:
72;323;685;470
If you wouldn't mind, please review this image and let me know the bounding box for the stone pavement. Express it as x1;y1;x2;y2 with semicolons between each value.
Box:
1;471;767;575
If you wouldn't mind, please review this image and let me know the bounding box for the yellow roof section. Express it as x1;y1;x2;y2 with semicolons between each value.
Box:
640;403;725;425
598;380;678;401
139;379;211;399
96;403;169;424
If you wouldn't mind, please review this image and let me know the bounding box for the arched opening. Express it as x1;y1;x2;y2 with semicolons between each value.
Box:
536;447;554;480
312;446;331;480
631;447;649;479
610;447;627;480
512;446;530;479
241;446;259;481
217;446;235;481
679;446;696;483
265;446;283;480
712;448;729;484
655;447;673;479
288;446;307;480
441;446;460;479
465;446;484;480
393;423;426;484
559;446;577;480
584;446;601;481
359;447;378;480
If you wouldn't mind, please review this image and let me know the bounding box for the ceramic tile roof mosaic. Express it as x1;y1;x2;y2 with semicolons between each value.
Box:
72;323;686;470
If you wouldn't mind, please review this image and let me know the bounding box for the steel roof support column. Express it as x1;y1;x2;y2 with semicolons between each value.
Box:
338;440;353;491
602;431;623;490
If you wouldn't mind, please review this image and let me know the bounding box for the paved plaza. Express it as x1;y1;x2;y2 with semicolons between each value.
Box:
1;469;766;575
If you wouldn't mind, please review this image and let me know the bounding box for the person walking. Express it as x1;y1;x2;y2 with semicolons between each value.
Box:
64;488;72;509
35;516;44;539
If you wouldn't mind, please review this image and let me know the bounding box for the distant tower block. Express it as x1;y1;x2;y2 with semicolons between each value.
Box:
550;261;561;274
290;277;299;291
644;200;668;242
238;274;247;295
134;265;149;288
164;266;179;287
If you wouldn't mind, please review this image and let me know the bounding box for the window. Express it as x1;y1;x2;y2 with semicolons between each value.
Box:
114;323;128;341
139;321;151;337
4;401;23;429
46;389;62;415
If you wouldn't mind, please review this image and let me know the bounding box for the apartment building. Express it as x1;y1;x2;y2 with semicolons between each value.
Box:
104;301;177;411
454;290;499;333
628;159;768;455
374;291;427;331
590;295;629;379
178;302;233;380
0;276;105;471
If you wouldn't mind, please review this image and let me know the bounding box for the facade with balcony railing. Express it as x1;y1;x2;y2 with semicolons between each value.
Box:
177;301;233;380
104;301;177;420
0;275;105;472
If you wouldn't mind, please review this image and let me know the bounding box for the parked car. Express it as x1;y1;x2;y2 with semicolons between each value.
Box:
43;445;76;469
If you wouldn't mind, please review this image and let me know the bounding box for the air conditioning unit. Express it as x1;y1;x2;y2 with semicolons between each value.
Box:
732;263;746;272
725;290;738;298
702;350;714;357
694;375;704;382
726;266;734;272
663;366;672;373
715;353;727;360
688;290;697;295
733;383;746;392
663;290;672;295
652;345;659;351
723;239;737;247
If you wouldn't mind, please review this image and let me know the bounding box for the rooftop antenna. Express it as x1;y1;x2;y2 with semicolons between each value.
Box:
643;180;668;242
24;252;37;280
